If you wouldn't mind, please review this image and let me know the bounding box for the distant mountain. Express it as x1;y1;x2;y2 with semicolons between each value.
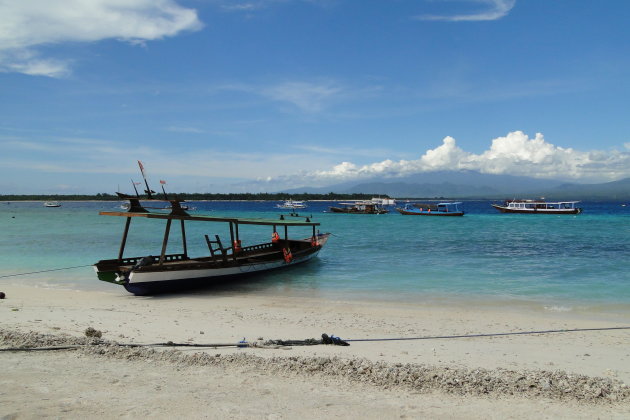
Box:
280;171;630;200
545;177;630;200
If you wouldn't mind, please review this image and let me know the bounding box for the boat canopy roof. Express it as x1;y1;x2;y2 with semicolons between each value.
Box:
506;199;580;204
99;210;320;227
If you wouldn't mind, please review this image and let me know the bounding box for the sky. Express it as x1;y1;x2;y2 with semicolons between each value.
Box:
1;0;630;194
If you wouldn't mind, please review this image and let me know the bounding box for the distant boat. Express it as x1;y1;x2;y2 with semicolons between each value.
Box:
396;202;465;216
44;201;61;207
492;199;582;215
276;200;307;209
371;196;396;206
121;202;192;211
329;201;389;214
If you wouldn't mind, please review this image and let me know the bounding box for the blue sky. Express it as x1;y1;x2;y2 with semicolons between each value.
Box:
1;0;630;194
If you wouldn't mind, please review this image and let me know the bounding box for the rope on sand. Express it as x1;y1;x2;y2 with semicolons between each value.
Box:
0;334;348;352
344;326;630;342
3;328;629;352
0;265;93;278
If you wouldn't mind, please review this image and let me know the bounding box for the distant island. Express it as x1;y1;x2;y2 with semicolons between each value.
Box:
2;172;629;201
0;192;389;202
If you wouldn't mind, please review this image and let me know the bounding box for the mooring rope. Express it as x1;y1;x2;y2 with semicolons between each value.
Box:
2;327;629;352
344;326;630;342
0;265;93;278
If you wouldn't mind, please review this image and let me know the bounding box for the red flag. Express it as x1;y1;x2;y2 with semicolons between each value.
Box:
160;180;166;185
137;160;146;178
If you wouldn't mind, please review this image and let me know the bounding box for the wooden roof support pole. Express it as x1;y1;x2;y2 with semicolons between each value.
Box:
180;219;188;259
159;218;172;265
284;225;288;241
229;222;236;261
118;217;132;261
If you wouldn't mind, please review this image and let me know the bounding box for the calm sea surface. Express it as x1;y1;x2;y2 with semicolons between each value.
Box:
1;200;629;310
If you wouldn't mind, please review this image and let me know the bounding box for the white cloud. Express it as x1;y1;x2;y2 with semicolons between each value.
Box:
304;131;630;185
216;80;346;113
0;0;202;77
261;81;343;113
416;0;516;22
3;131;630;193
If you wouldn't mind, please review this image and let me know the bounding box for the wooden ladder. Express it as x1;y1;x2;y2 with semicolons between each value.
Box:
205;234;228;263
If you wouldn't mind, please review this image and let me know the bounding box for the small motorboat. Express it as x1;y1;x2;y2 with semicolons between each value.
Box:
276;200;307;209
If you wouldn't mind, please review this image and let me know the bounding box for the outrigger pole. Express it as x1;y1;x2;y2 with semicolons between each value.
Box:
160;180;169;200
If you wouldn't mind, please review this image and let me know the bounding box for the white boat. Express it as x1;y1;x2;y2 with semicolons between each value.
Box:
276;200;307;209
371;197;396;206
492;199;582;215
44;201;61;207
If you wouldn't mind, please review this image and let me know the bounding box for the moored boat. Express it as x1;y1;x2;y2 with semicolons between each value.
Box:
396;202;465;216
370;196;396;206
44;201;61;207
276;199;307;209
94;164;329;295
492;199;582;214
329;201;389;214
94;196;329;295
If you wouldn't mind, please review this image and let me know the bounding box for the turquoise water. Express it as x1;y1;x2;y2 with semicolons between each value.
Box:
1;200;629;308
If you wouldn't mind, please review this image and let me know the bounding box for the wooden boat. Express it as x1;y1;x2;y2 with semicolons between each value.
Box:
276;200;307;209
44;201;61;207
491;199;582;214
396;202;465;216
329;201;389;214
94;196;329;295
94;163;329;295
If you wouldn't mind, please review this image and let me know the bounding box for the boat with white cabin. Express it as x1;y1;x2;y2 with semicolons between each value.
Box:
276;199;307;209
492;199;582;214
329;201;389;214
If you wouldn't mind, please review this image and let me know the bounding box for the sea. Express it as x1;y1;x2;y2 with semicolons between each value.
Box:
1;200;629;312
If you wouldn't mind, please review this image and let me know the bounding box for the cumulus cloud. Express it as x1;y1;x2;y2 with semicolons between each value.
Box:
416;0;516;22
0;0;202;77
306;131;630;184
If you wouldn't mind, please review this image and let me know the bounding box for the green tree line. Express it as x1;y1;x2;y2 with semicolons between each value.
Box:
0;192;387;201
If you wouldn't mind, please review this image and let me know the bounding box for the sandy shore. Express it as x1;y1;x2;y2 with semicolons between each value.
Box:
1;284;629;419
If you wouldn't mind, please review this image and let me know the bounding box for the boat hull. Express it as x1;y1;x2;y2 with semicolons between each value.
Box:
329;207;388;214
124;250;319;295
491;204;582;214
94;235;329;295
396;208;464;216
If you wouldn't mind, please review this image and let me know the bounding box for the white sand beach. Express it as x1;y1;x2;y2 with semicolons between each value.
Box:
1;284;629;419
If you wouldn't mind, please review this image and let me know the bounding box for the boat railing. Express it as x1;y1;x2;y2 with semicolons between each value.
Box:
241;242;276;254
115;253;187;265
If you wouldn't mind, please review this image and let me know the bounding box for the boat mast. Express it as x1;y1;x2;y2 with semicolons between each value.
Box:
138;161;155;199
